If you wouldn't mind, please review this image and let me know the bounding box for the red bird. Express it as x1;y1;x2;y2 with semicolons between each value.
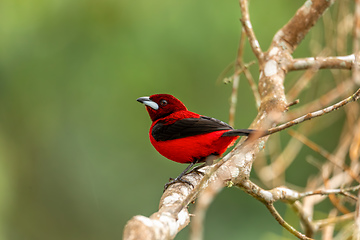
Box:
137;94;254;189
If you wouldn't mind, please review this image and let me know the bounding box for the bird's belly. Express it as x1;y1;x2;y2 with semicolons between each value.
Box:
150;131;238;164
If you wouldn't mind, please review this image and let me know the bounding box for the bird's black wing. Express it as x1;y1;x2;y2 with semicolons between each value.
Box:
152;116;233;141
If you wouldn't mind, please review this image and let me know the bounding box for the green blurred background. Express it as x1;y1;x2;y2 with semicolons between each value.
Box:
0;0;344;239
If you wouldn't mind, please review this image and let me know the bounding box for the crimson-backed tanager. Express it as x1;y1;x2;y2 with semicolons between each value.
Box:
137;94;254;189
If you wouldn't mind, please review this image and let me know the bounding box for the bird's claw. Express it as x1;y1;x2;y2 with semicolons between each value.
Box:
191;164;206;175
163;177;194;192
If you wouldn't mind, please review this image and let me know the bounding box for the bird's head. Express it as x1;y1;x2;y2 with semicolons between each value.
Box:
137;94;187;121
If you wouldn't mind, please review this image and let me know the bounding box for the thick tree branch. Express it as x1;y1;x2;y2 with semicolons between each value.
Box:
271;0;335;54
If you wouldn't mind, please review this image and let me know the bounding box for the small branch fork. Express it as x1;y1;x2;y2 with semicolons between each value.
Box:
237;180;360;240
123;1;360;240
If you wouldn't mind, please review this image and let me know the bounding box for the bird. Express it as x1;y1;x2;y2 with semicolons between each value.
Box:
137;94;255;190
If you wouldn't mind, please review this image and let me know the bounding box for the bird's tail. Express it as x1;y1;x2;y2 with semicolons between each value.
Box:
222;129;269;137
221;129;255;137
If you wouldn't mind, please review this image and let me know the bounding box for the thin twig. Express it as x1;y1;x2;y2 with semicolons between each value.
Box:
265;203;314;240
291;201;315;237
285;79;355;121
287;99;300;109
288;130;360;183
324;175;352;215
299;185;360;201
313;212;355;230
229;28;247;127
267;87;360;135
286;48;330;101
321;209;337;239
239;0;264;62
242;63;261;108
259;124;310;185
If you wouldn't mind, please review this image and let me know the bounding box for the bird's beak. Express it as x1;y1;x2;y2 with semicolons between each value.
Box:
137;96;159;110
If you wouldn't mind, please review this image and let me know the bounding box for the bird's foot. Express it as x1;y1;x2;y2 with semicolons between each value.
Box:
191;163;206;175
163;176;194;192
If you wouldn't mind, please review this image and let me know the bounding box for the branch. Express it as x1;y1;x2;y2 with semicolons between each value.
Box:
265;203;313;240
190;179;224;240
288;54;356;71
238;181;359;204
271;0;335;54
353;0;360;85
313;212;355;230
228;27;260;127
239;0;264;62
289;130;360;183
291;201;315;236
267;87;360;136
237;180;360;239
286;79;356;121
229;28;247;127
236;180;311;239
123;138;261;240
123;173;201;240
299;185;360;201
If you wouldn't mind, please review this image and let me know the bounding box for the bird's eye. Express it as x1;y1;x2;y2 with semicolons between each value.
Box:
160;99;168;106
